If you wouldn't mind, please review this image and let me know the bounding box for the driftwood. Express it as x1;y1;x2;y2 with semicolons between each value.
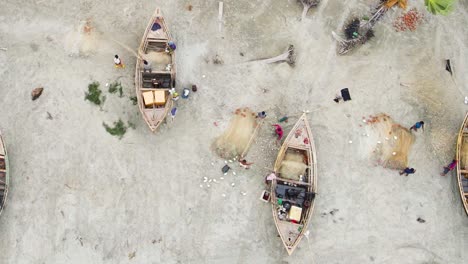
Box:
31;87;44;100
254;45;296;66
298;0;321;20
332;4;388;55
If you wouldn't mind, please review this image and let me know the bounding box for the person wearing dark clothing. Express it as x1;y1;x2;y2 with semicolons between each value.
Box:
410;121;425;132
399;167;416;176
441;160;457;176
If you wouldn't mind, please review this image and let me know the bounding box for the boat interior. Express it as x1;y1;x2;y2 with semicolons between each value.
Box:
141;72;173;89
274;148;315;225
459;132;468;204
0;143;6;209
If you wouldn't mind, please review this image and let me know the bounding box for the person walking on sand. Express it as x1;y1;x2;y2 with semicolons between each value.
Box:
399;167;416;176
114;55;125;68
257;111;267;119
272;124;284;141
410;121;425;132
239;159;254;169
441;159;457;176
143;60;152;73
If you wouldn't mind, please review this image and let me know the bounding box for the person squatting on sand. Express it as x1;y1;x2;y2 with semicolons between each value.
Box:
143;60;152;73
399;167;416;176
410;121;425;132
239;159;254;169
272;124;284;141
441;160;457;176
114;55;125;68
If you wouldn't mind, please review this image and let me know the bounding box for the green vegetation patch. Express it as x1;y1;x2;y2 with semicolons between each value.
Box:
103;119;127;139
85;81;105;106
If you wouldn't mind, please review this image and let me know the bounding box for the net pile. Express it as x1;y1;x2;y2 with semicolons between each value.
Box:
279;151;307;181
366;113;415;170
213;108;258;159
143;51;172;70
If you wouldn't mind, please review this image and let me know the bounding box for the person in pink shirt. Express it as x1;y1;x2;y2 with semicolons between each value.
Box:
441;159;457;176
272;124;283;141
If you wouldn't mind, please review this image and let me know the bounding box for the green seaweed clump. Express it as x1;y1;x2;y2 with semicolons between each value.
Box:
109;81;124;97
103;119;127;139
85;81;104;106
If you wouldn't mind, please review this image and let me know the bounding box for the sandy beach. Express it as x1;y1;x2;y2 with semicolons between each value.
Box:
0;0;467;263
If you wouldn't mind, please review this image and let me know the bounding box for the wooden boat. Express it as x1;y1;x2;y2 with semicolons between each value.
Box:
135;8;175;132
0;132;9;217
456;112;468;215
271;113;317;255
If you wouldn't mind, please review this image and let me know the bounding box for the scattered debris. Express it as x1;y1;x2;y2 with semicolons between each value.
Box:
0;47;7;51
46;112;53;120
83;18;93;34
128;251;136;260
239;52;244;56
416;217;426;223
76;236;84;246
445;59;453;75
31;87;44;101
187;4;193;11
344;18;361;39
192;85;197;92
130;96;138;105
260;190;270;202
393;8;424;32
329;208;339;215
212;54;224;64
222;165;230;173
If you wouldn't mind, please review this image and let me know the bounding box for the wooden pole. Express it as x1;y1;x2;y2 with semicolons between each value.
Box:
241;119;264;158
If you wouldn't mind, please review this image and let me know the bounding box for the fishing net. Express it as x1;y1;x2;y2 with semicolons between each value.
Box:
279;151;307;180
142;51;171;66
366;114;414;170
213;108;258;159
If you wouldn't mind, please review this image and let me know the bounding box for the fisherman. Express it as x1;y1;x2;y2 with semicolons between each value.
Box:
166;41;176;53
114;55;125;68
410;121;425;132
170;107;177;122
265;172;277;184
143;60;152;73
272;124;284;141
257;111;267;119
441;159;457;176
399;167;416;176
239;159;254;169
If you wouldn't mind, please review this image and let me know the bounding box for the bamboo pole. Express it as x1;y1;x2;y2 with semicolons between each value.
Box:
241;119;264;157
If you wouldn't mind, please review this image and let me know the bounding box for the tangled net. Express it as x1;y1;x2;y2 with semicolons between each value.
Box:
213;108;258;159
365;113;415;170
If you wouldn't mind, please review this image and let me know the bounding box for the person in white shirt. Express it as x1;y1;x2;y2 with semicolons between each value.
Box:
114;55;125;68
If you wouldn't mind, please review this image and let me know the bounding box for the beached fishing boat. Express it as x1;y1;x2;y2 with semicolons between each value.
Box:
0;133;9;217
135;8;175;132
270;113;317;255
456;112;468;216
